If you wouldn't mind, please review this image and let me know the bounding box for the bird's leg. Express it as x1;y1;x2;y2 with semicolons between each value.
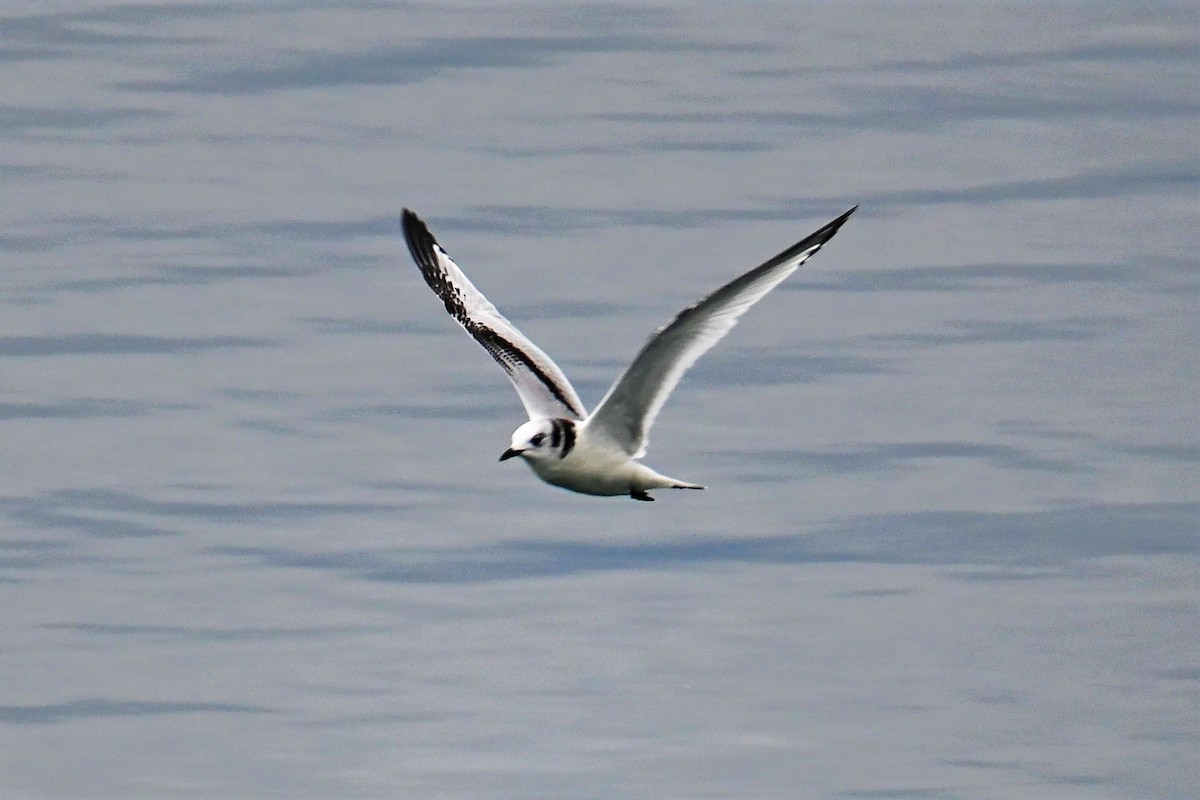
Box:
630;488;654;502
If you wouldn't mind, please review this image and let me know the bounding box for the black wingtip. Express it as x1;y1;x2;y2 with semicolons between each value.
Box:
400;207;423;238
400;207;440;267
804;204;859;249
822;204;858;236
757;204;858;271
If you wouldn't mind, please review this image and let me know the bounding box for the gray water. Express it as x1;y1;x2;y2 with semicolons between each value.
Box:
2;2;1197;798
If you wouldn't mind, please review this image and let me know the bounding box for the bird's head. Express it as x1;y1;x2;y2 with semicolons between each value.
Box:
499;419;557;463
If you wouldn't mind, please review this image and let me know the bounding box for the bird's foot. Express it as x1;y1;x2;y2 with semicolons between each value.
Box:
630;489;654;502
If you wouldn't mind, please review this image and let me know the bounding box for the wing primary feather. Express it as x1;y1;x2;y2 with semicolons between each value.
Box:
585;206;858;456
401;209;586;420
755;205;857;271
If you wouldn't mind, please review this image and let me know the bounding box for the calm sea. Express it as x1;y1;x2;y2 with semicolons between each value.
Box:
1;2;1196;798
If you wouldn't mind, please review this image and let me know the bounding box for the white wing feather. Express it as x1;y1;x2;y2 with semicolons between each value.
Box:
402;209;587;421
585;207;857;457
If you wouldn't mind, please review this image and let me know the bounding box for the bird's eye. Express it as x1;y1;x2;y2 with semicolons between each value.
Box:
530;434;546;446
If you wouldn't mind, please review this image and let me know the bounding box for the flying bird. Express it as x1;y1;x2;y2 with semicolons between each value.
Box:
401;205;856;500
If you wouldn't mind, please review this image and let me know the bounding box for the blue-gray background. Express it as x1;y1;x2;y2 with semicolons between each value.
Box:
2;2;1197;798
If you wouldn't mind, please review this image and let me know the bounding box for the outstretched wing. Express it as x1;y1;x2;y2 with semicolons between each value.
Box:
585;206;857;457
401;209;587;421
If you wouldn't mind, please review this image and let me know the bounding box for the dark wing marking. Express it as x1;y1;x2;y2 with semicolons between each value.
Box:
402;209;587;421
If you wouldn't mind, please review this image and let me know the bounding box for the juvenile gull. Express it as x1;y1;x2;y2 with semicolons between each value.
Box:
401;206;856;501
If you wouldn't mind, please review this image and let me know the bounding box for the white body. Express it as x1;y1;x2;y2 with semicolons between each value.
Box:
516;420;701;497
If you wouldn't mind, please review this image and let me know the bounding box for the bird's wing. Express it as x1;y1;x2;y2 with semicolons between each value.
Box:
401;209;587;421
585;206;857;457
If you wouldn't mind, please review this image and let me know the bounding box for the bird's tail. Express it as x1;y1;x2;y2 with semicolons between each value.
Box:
666;477;705;490
638;464;705;491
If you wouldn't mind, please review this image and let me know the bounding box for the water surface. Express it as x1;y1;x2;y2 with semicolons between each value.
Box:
1;2;1197;798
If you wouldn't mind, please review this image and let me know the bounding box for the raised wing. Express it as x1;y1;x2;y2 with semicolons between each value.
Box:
586;206;857;456
401;209;587;421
